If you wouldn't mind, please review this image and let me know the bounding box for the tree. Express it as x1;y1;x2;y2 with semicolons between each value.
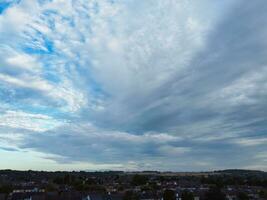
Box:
64;174;70;184
204;187;226;200
53;176;64;184
123;191;139;200
181;190;194;200
163;189;176;200
45;183;57;192
131;175;148;186
85;177;96;185
259;190;267;199
237;192;249;200
0;185;12;194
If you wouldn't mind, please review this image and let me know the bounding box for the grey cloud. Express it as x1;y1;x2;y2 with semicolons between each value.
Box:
19;124;192;169
108;0;267;136
18;123;267;171
21;0;267;170
0;146;18;152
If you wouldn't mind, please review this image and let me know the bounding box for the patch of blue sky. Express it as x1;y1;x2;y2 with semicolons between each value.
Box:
42;72;61;84
41;10;57;30
38;57;63;84
0;87;66;119
60;62;107;100
89;80;108;98
0;95;14;108
61;15;75;27
22;37;54;55
0;85;15;103
0;2;11;14
0;0;20;14
1;94;67;119
73;63;108;98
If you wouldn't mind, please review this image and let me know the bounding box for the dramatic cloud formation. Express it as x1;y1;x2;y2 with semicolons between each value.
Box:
0;0;267;171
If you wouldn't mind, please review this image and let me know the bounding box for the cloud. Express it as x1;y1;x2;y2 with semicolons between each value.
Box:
0;110;62;132
0;0;267;171
19;123;187;165
0;146;18;152
233;137;267;147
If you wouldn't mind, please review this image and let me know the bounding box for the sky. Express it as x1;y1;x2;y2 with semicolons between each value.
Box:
0;0;267;172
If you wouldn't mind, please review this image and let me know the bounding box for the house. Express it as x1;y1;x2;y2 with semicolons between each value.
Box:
10;192;45;200
0;194;6;200
226;194;237;200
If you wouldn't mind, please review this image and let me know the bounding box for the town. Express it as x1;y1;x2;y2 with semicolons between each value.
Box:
0;169;266;200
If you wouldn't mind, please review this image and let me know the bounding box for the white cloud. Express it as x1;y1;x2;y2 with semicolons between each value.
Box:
158;145;191;156
233;137;267;147
0;110;62;132
215;67;267;106
5;53;41;73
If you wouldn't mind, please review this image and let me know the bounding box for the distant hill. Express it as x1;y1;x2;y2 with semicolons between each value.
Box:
216;169;266;174
214;169;267;178
0;169;266;176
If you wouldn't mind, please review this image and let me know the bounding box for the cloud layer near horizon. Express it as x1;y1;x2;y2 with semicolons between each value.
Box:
0;0;267;171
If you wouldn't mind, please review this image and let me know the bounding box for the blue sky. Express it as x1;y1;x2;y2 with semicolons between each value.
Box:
0;0;267;171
